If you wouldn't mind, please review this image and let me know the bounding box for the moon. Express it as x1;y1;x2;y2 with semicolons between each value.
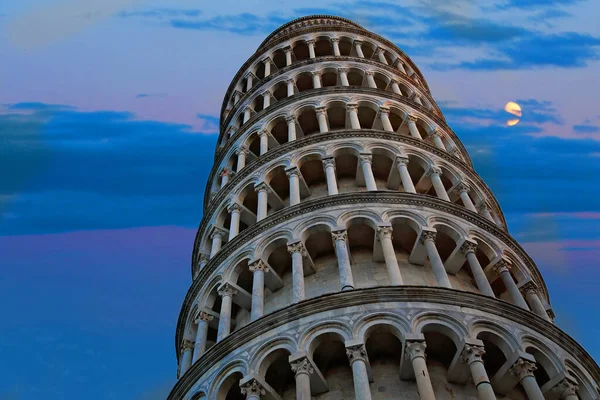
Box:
504;101;522;126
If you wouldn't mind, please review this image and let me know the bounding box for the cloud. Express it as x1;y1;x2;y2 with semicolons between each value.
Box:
573;124;600;133
0;102;217;235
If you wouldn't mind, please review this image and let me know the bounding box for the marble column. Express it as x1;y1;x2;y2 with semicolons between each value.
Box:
316;107;329;133
421;230;452;288
228;203;241;240
312;71;322;88
339;68;350;86
331;37;341;56
462;344;496;400
284;47;293;66
286;79;295;97
395;59;407;74
236;146;248;172
379;107;394;131
377;226;403;285
376;48;388;64
198;253;210;271
262;91;270;109
286;115;297;141
255;183;270;222
291;357;313;400
457;182;477;212
286;167;301;206
347;103;361;129
246;74;253;92
510;358;545;400
346;344;372;400
396;156;416;193
478;203;496;223
365;71;377;88
430;129;446;150
243;107;252;123
323;157;339;195
217;283;237;341
414;95;423;106
332;229;354;290
429;167;450;201
234;91;241;104
391;80;403;96
240;379;266;400
354;40;365;58
552;377;580;400
249;260;269;321
263;57;271;77
210;228;226;258
360;154;378;191
258;129;269;155
494;261;529;310
287;241;307;303
460;241;494;297
179;339;194;376
220;168;230;188
407;116;422;139
192;312;213;362
521;282;551;321
405;341;436;400
307;39;316;59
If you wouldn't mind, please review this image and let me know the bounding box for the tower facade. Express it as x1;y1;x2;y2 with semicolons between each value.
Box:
169;16;599;400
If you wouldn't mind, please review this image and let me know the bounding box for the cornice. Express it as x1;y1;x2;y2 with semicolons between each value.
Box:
169;286;598;399
215;86;470;167
222;55;441;124
201;130;504;231
220;25;432;121
185;193;549;345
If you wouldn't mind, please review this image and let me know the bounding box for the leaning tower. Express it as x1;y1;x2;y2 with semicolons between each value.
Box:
168;15;599;400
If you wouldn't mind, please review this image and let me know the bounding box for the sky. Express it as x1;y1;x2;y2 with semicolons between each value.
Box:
0;0;599;398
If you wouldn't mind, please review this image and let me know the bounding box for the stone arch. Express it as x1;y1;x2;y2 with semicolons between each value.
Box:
412;311;468;348
210;360;247;400
337;209;383;230
255;230;295;261
223;251;255;284
414;312;467;373
469;319;520;357
563;358;598;400
250;335;298;377
299;320;353;354
520;335;562;384
354;312;410;342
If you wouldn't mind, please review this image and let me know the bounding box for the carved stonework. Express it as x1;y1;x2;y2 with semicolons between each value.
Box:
427;166;442;176
331;229;348;242
520;280;538;296
493;260;511;274
395;156;409;166
322;157;336;169
287;241;308;256
227;202;241;213
419;230;437;245
460;344;485;364
359;154;373;164
459;240;478;255
552;377;579;398
218;283;237;298
377;226;393;240
195;311;213;324
240;379;266;397
510;358;537;380
290;357;314;376
405;341;427;360
182;339;195;352
285;167;300;178
249;259;270;273
346;344;369;364
254;182;271;194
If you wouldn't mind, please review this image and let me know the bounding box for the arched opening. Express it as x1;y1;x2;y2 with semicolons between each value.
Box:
357;105;376;129
311;333;355;398
525;346;553;388
264;239;293;311
239;76;249;94
475;331;510;378
251;95;264;113
390;216;423;285
422;325;461;397
272;81;288;101
295;72;314;92
246;132;261;158
361;41;376;59
347;69;364;86
265;166;290;207
297;107;320;136
254;61;266;80
315;37;333;57
388;107;405;132
298;153;326;199
263;349;295;397
338;37;353;56
365;325;404;394
372;72;389;90
326;102;347;130
231;259;252;332
371;149;395;190
293;40;310;62
303;224;338;297
269;117;288;145
321;68;338;87
216;371;244;400
239;183;258;222
272;49;286;69
346;220;383;288
333;149;360;194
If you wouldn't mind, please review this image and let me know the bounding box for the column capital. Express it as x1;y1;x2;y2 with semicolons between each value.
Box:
346;343;369;365
395;155;410;166
218;282;238;297
182;339;195;352
261;90;270;98
314;106;327;116
379;106;390;115
195;311;214;324
240;379;266;397
285;114;296;123
377;225;393;240
552;377;579;398
305;38;315;45
290;356;314;376
492;259;511;274
257;128;269;138
287;241;308;256
285;78;295;85
210;226;227;240
227;202;241;213
261;57;271;64
407;115;418;123
220;168;231;177
427;166;442;176
236;146;249;156
354;39;363;45
510;357;537;380
365;70;375;76
311;70;321;77
452;148;462;158
331;229;348;242
346;102;359;112
338;67;349;74
330;37;340;43
254;182;271;193
322;157;336;169
519;280;538;295
460;343;486;365
405;340;427;360
457;181;471;193
283;46;293;53
477;202;491;213
285;166;301;178
418;229;437;245
359;153;373;164
198;252;210;264
459;239;478;255
249;259;270;273
375;48;386;55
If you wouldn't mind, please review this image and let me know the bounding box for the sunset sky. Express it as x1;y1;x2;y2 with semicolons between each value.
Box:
1;0;599;398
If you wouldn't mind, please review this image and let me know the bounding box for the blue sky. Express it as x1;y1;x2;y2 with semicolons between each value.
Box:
1;0;599;398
